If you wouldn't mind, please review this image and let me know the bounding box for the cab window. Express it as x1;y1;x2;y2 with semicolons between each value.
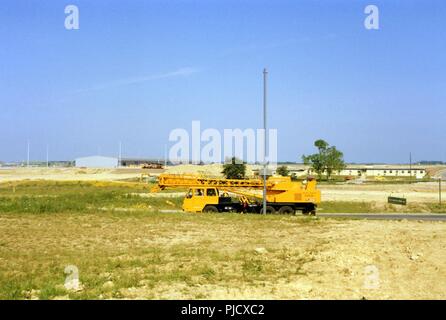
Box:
186;190;193;199
194;189;204;196
206;189;217;196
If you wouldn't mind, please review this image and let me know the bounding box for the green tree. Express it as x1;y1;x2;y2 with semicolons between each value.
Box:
302;139;345;180
276;165;289;176
222;157;246;179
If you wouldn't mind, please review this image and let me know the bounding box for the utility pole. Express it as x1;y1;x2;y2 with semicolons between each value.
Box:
164;144;168;167
440;178;442;206
263;68;268;215
46;144;49;168
118;141;122;167
409;152;412;182
27;140;30;167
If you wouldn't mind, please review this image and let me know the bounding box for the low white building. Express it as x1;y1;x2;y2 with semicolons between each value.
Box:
268;165;427;180
75;156;118;168
334;167;427;179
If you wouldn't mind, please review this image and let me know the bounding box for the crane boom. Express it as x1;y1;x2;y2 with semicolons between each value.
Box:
154;174;273;191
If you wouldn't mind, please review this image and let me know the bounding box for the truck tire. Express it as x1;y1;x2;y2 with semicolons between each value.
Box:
278;206;294;215
203;205;219;213
260;205;276;214
310;204;317;215
302;204;316;216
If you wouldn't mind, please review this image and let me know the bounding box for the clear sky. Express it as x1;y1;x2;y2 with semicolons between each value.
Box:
1;0;445;163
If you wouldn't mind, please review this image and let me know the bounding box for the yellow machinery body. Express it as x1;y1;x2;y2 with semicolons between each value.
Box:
152;174;321;214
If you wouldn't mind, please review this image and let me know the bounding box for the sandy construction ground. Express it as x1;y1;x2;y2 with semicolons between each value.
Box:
0;167;153;183
320;182;441;204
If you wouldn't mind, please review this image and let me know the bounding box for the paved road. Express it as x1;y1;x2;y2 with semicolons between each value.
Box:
159;210;446;221
318;213;446;221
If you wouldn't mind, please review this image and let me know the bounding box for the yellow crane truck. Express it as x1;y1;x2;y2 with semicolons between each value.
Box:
151;174;321;215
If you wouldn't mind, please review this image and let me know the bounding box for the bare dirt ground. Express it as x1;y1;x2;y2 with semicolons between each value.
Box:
320;182;441;204
145;218;446;300
0;167;147;182
165;163;237;176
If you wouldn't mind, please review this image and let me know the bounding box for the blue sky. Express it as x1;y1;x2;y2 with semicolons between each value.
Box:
1;0;445;163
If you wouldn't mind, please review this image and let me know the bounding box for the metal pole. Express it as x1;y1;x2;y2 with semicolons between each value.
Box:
118;141;122;167
46;144;49;168
27;140;30;167
440;178;442;206
409;152;412;182
263;68;268;215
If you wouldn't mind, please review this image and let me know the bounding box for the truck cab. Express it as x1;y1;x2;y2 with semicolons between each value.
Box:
182;187;240;213
183;187;218;212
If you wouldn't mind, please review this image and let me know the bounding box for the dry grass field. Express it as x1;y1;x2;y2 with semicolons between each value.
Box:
0;180;445;300
1;210;445;300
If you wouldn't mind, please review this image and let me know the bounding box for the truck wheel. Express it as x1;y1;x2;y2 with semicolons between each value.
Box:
302;204;316;216
260;206;276;214
278;206;294;215
309;204;317;216
203;205;218;213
